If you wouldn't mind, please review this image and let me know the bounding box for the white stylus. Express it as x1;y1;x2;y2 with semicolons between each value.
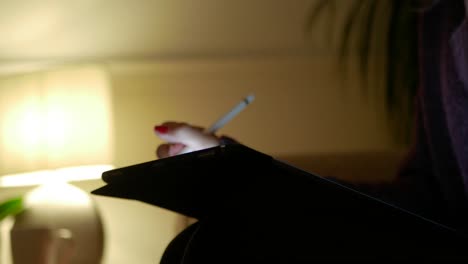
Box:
205;94;255;134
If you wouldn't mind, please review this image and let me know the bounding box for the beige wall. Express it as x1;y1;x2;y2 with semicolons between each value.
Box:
109;55;398;164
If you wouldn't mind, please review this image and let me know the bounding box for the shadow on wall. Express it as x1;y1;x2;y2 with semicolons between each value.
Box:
277;150;406;183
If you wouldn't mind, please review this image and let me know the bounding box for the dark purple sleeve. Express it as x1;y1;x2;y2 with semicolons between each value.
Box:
447;18;468;191
342;15;468;227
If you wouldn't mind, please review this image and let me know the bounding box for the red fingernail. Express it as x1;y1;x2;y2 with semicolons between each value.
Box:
154;126;169;134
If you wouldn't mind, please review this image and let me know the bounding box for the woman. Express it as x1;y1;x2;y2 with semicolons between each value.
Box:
156;0;468;261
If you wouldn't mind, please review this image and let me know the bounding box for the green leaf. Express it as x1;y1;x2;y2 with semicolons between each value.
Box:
0;197;24;222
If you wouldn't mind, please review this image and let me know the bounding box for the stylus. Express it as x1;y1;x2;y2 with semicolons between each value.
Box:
205;94;255;134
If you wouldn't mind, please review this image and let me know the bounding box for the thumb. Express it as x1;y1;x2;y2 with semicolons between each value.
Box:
156;143;186;158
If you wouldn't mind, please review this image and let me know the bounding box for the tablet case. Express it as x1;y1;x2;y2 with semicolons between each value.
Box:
92;144;272;219
91;144;468;261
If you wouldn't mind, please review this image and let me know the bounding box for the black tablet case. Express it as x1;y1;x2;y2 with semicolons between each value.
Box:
92;144;468;261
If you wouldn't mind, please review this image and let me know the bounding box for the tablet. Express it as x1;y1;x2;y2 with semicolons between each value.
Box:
92;143;468;259
91;144;272;218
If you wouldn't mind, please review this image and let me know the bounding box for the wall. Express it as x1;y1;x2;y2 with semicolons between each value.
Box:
109;55;398;163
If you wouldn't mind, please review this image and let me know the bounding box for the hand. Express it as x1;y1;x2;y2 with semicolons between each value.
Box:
154;121;221;158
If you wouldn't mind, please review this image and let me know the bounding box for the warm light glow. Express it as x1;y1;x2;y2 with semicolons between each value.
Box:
25;181;91;207
0;164;113;188
0;67;110;264
0;66;114;176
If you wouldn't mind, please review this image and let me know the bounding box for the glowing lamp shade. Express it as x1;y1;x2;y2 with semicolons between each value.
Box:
0;65;113;183
0;65;112;264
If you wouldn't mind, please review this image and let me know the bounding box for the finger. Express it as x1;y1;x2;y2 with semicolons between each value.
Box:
156;143;186;158
154;122;188;142
156;144;170;159
154;122;209;145
156;121;205;133
168;143;186;156
154;121;220;154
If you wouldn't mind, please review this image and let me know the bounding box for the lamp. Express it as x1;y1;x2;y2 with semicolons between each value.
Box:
0;65;114;178
0;65;113;264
